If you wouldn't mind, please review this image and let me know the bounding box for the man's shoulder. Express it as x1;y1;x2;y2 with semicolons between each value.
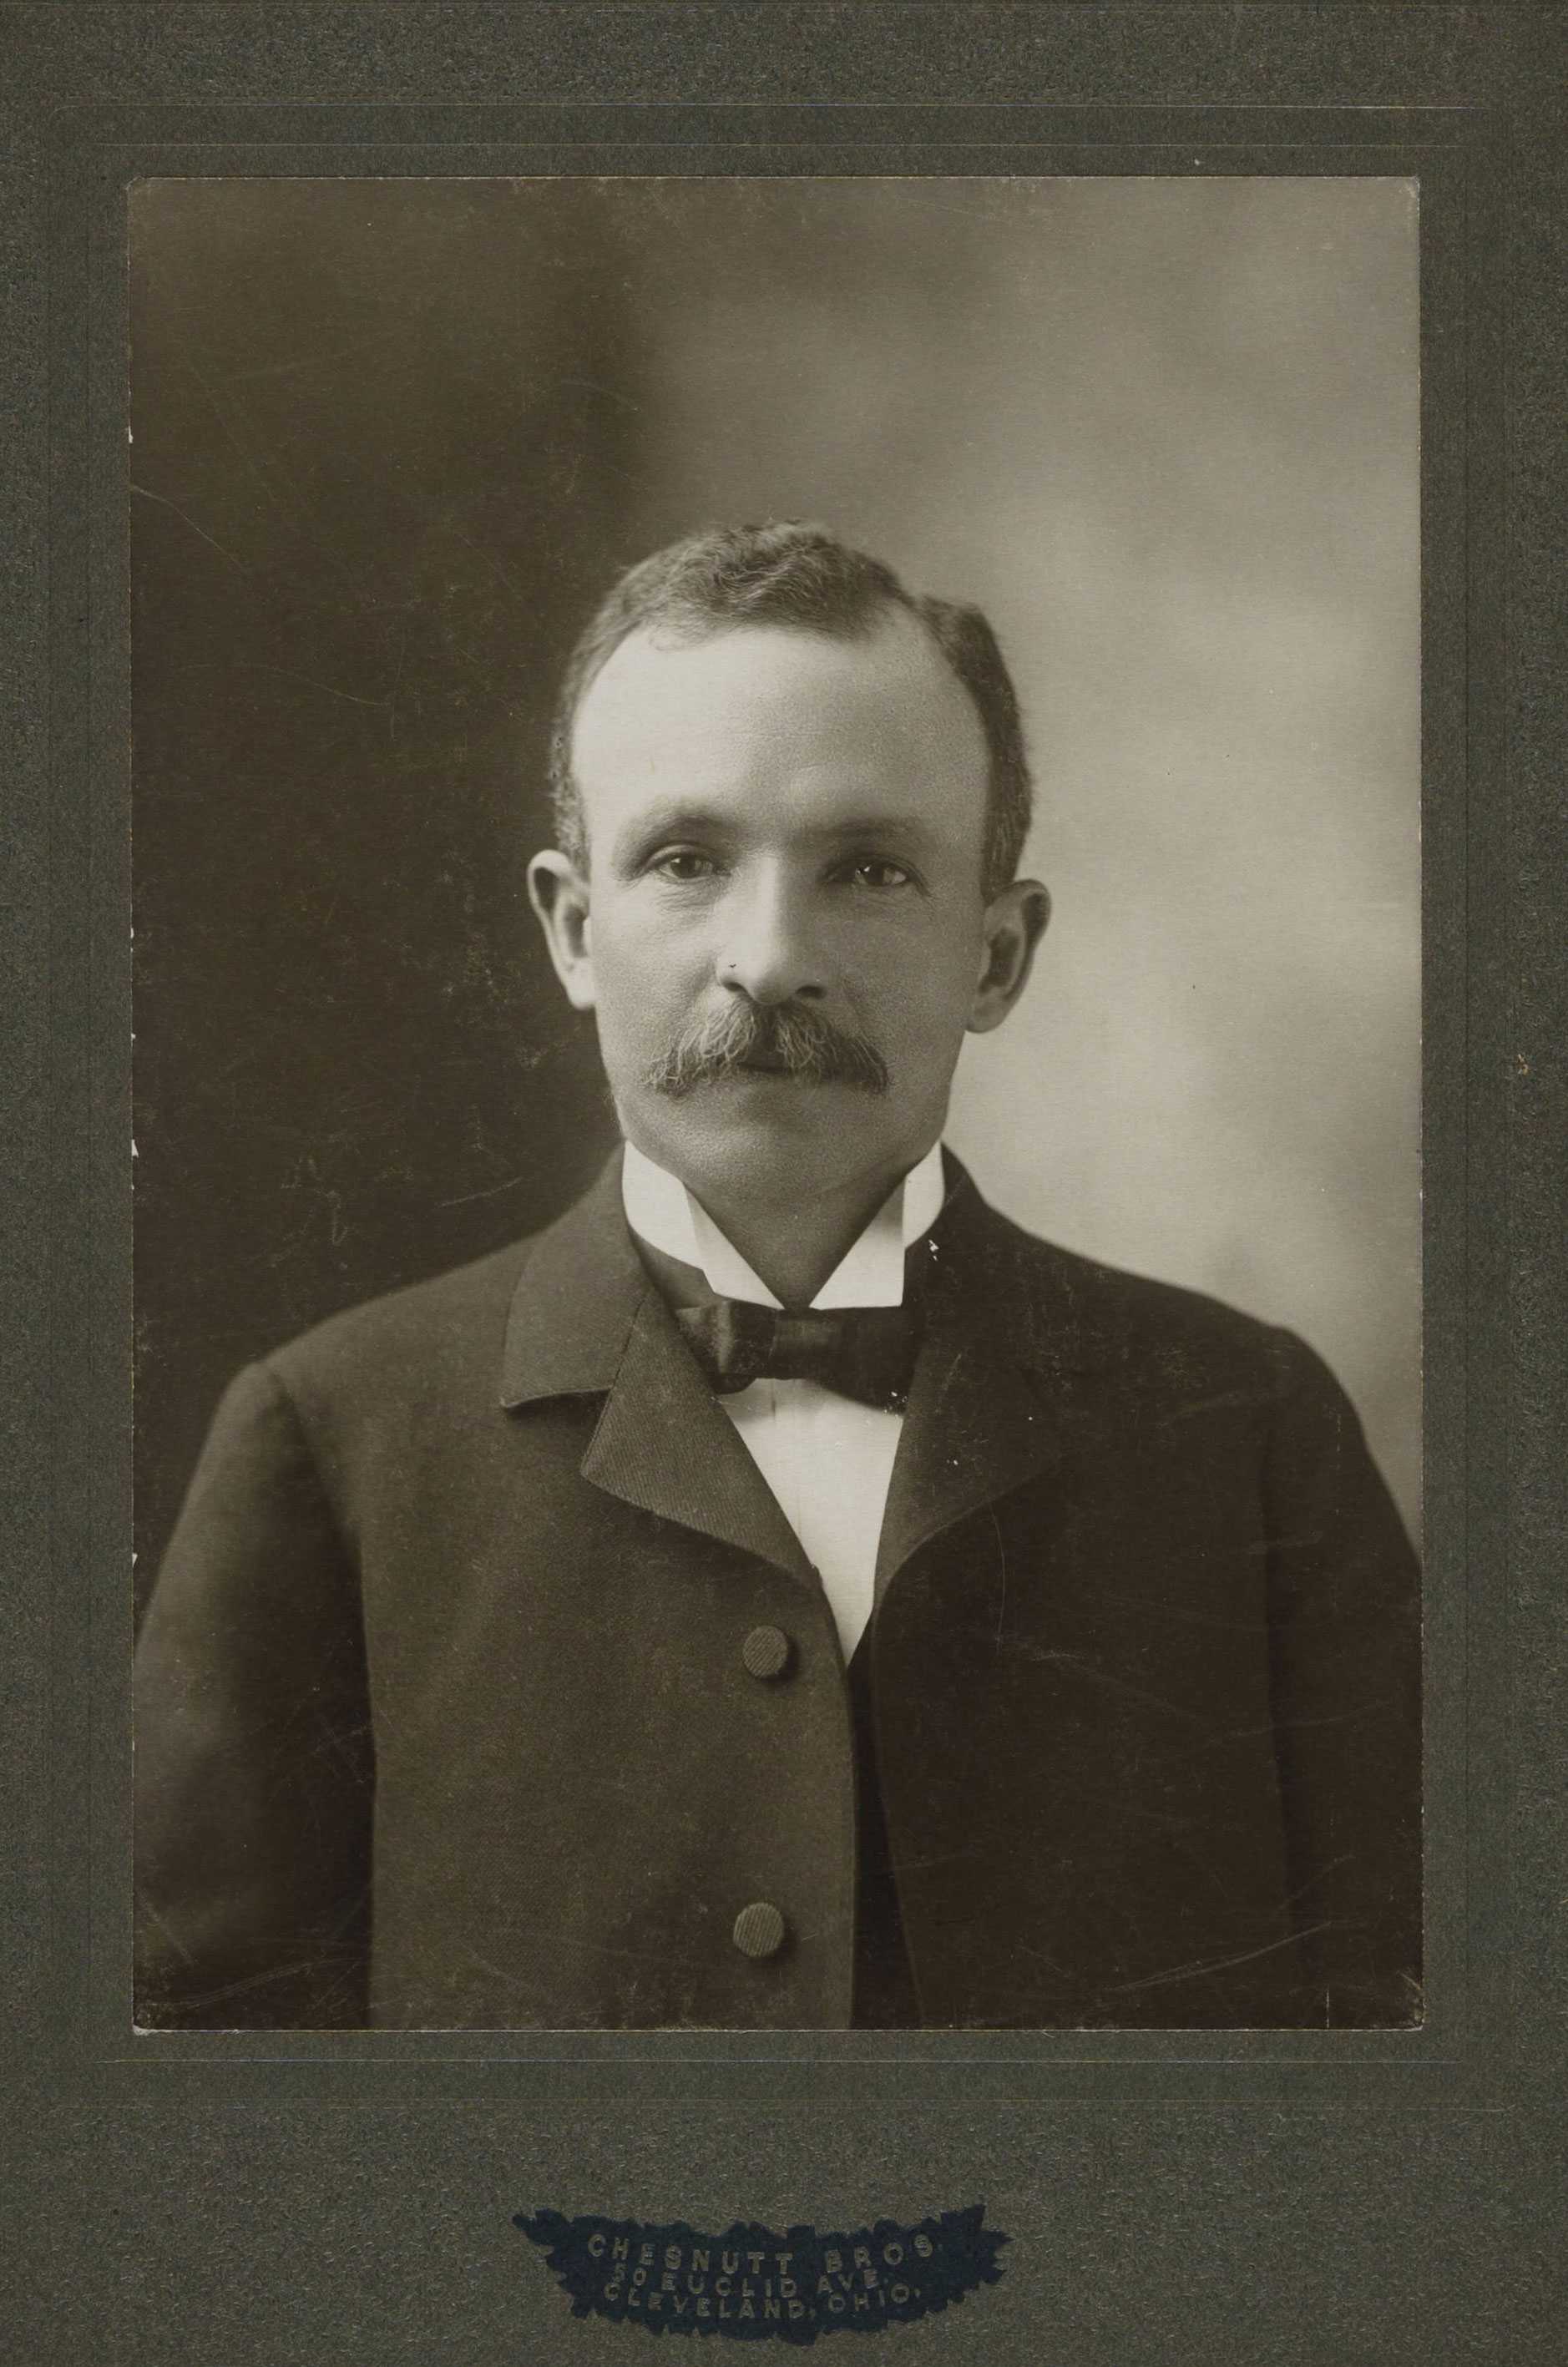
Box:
260;1227;546;1417
964;1191;1312;1394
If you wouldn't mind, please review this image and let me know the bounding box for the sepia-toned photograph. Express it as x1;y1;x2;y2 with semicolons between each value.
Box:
130;174;1422;2034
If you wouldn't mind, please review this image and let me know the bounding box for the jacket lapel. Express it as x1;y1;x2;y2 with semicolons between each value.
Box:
498;1153;812;1580
875;1165;1109;1593
499;1149;1106;1592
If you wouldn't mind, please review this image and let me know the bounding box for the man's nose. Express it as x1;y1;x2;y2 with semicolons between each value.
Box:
716;868;827;1005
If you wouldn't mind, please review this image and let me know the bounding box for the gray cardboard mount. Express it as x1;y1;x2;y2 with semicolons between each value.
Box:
4;7;1564;2361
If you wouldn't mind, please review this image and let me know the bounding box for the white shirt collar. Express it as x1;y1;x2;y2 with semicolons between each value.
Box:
620;1137;946;1311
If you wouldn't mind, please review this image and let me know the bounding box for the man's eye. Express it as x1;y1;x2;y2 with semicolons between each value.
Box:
651;849;717;883
842;858;912;890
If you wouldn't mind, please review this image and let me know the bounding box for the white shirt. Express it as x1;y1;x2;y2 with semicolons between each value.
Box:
620;1140;946;1664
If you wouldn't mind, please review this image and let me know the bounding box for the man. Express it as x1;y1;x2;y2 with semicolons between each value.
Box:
134;522;1422;2033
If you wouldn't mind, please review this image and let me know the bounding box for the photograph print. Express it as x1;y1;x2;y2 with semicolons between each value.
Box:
129;174;1423;2033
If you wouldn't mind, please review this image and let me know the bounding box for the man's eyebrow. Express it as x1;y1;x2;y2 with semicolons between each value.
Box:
813;814;943;848
607;806;948;867
608;803;733;862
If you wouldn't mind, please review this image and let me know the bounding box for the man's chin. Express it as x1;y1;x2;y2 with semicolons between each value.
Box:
626;1088;884;1198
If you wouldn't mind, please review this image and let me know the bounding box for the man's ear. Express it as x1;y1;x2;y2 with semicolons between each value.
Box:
527;851;597;1012
968;878;1050;1034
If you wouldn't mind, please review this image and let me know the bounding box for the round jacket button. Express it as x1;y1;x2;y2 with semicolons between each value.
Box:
741;1625;792;1681
731;1901;787;1960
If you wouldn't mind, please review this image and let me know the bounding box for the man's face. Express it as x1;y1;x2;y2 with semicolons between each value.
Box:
531;611;1044;1221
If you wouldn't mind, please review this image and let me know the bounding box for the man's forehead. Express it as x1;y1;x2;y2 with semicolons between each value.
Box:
569;610;987;793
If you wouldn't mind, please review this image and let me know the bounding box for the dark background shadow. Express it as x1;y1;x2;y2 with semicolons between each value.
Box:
132;183;640;1589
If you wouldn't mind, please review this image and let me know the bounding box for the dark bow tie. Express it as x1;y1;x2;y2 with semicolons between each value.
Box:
675;1298;923;1412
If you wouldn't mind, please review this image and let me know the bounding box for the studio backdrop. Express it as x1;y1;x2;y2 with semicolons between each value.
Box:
130;174;1420;1597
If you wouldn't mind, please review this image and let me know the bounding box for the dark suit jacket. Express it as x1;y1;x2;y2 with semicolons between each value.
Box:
134;1155;1422;2031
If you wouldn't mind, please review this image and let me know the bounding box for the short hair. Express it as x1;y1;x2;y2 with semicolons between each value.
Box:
548;522;1034;898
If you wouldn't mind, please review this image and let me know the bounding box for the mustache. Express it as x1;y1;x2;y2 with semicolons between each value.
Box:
645;999;890;1098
